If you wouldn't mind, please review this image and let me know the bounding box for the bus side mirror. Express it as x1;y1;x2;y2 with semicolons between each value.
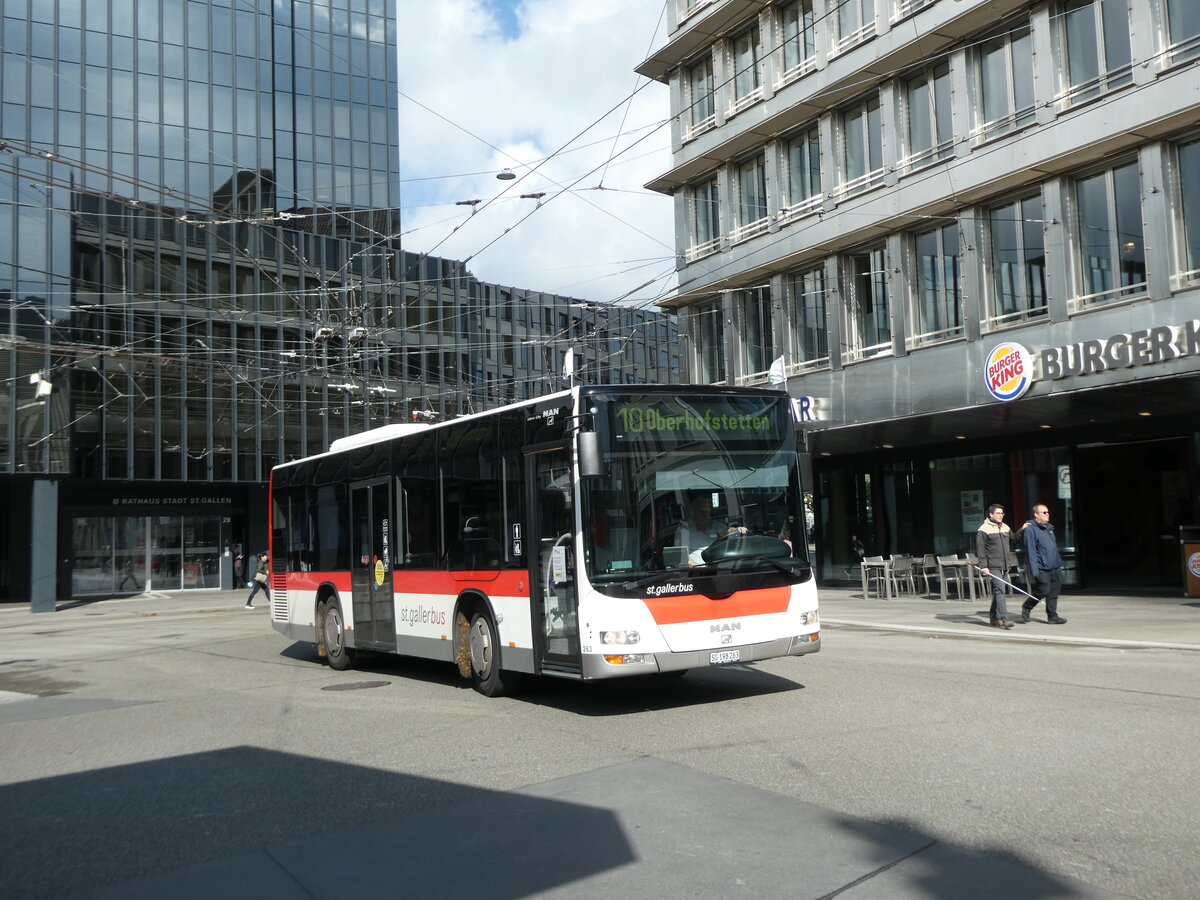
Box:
578;431;604;478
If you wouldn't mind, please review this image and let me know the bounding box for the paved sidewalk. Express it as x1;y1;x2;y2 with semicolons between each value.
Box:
817;583;1200;651
0;589;264;633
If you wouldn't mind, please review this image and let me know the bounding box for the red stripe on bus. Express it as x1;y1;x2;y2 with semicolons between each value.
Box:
285;572;353;592
281;570;528;596
644;587;791;625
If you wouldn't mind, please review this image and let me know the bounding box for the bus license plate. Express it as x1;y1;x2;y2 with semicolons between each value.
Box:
710;649;740;665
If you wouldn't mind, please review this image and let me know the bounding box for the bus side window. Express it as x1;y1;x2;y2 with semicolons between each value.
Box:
394;479;408;567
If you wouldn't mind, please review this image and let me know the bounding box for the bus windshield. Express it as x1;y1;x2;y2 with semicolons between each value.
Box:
581;391;808;593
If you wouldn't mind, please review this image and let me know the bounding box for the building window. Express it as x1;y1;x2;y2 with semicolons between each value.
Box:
788;264;827;367
681;0;716;21
685;53;716;137
693;302;727;383
1073;161;1146;305
730;25;763;110
738;288;773;379
911;222;962;344
974;23;1035;140
733;154;769;241
1176;137;1200;282
842;245;891;360
894;0;937;20
782;125;821;221
986;193;1047;325
834;0;876;55
839;93;884;197
686;174;721;260
1057;0;1132;105
1163;0;1200;64
902;61;953;169
779;1;816;81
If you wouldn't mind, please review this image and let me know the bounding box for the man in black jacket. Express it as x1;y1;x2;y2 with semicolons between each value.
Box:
1023;503;1067;624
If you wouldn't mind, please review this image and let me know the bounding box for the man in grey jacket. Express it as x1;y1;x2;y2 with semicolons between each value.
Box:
1022;503;1067;624
976;504;1019;628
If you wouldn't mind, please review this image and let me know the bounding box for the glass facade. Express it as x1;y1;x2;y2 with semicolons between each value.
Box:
1;1;681;600
2;0;402;483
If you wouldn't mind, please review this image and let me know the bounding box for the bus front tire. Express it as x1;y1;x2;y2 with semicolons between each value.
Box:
468;610;517;697
320;600;353;671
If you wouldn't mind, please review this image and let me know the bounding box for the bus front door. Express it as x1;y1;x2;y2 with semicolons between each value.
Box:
350;480;396;652
526;446;580;674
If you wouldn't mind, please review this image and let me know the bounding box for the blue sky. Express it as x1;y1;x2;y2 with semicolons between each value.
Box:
396;1;674;305
488;0;522;40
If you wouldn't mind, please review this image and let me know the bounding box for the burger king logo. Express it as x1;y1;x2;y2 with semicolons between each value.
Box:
985;343;1034;401
1189;552;1200;579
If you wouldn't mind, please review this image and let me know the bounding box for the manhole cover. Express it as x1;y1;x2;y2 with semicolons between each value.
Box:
321;681;390;692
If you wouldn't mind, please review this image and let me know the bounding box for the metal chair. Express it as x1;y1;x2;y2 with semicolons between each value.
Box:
889;554;916;595
862;555;888;598
965;553;990;596
915;554;939;595
936;554;967;600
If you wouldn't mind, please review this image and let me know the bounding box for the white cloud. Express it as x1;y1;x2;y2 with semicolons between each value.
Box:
396;0;676;306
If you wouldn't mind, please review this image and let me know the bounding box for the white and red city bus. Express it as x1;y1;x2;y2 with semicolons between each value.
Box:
268;385;819;695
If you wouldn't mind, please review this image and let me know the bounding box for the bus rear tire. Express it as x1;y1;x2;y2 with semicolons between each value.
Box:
320;599;353;671
469;610;517;697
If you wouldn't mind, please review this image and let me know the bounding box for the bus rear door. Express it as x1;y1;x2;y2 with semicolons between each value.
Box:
350;479;396;652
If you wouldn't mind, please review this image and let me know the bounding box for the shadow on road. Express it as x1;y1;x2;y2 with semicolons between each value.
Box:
281;640;806;716
0;747;635;900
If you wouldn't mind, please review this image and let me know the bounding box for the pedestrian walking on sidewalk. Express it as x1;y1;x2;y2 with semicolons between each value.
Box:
1022;504;1067;624
976;504;1019;628
245;552;269;609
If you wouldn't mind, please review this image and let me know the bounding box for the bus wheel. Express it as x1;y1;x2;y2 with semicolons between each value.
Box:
321;600;353;671
468;610;517;697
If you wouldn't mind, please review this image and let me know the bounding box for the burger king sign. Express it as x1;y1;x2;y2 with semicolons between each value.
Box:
985;343;1034;401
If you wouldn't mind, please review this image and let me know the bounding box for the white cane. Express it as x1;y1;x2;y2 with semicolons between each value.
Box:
970;563;1040;601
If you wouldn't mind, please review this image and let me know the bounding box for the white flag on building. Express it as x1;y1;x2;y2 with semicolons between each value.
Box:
563;347;575;382
767;355;786;385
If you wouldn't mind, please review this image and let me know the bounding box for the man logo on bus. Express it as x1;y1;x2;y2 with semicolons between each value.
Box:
985;343;1034;401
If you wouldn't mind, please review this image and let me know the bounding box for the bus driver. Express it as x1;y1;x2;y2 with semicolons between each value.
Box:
677;493;747;565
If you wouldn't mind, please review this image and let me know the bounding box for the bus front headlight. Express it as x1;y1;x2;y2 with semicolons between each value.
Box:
600;630;640;645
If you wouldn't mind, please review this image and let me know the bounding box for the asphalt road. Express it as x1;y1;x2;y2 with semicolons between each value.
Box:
1;606;1196;899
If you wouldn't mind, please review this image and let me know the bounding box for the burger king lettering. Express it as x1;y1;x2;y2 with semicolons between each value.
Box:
1040;320;1200;380
984;320;1200;401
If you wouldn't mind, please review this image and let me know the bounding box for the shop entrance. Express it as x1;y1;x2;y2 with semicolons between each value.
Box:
1073;438;1190;590
71;514;228;596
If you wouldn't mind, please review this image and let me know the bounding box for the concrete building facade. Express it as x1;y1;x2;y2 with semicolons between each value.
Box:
640;0;1200;590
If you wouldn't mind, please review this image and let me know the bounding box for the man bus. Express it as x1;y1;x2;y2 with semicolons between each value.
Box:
268;385;819;695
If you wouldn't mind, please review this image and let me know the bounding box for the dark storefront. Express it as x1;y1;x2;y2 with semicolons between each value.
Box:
813;425;1199;592
1;479;267;602
801;315;1200;594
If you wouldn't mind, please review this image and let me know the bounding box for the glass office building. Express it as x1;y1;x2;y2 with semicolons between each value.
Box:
640;0;1200;592
0;0;680;603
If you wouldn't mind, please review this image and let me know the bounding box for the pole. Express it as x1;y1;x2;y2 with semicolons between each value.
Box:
970;564;1039;601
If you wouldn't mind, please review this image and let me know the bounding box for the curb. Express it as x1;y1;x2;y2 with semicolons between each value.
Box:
822;618;1200;652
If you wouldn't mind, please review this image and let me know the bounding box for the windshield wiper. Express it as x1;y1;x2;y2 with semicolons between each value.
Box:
618;555;809;589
